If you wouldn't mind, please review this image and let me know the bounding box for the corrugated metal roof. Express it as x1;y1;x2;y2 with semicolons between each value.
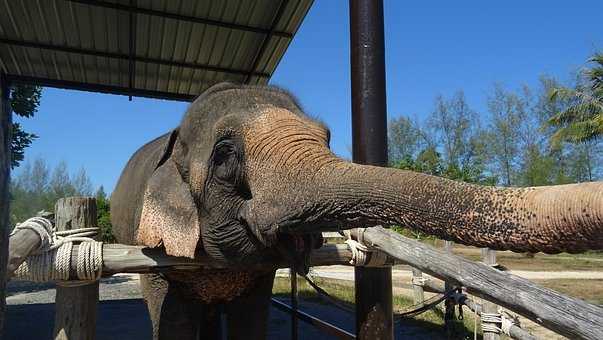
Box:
0;0;313;101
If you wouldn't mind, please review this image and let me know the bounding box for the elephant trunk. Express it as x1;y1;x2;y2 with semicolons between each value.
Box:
291;162;603;254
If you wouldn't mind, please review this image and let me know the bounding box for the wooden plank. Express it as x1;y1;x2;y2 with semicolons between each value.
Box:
362;227;603;340
482;248;501;340
443;240;454;335
0;73;11;337
411;268;425;308
101;243;357;275
53;197;99;340
7;228;42;276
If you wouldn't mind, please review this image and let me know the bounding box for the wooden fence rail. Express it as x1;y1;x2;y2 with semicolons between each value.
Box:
7;211;602;339
361;226;603;340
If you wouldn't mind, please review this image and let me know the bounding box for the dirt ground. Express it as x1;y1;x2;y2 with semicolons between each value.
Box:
5;275;438;340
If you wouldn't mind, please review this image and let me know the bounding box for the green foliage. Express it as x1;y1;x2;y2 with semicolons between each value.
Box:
95;186;116;243
9;85;42;168
548;53;603;145
9;157;94;226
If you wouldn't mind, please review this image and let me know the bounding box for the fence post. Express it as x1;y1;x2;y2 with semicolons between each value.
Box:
481;248;500;340
0;73;11;337
443;241;455;336
53;197;99;340
411;268;425;308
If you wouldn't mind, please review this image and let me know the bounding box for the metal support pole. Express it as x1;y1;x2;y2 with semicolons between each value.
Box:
290;268;298;340
0;73;12;337
349;1;393;339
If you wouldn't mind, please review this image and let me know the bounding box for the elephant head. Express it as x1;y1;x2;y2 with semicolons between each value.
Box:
137;83;603;269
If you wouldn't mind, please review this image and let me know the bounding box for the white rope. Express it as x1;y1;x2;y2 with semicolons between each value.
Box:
343;229;388;267
481;312;502;334
411;275;428;286
12;217;103;283
500;309;520;336
480;308;520;336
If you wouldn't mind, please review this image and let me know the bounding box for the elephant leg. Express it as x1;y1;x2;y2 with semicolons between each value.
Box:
224;271;276;340
140;274;222;340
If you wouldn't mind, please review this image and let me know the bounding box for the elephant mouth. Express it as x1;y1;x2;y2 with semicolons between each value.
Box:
236;208;322;273
274;233;317;275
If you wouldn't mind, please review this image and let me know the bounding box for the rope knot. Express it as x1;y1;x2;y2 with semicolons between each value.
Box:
12;216;103;283
343;228;388;267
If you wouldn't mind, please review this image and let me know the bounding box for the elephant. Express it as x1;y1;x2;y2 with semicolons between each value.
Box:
110;82;603;340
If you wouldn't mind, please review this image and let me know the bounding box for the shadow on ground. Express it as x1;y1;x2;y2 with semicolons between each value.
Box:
7;297;448;340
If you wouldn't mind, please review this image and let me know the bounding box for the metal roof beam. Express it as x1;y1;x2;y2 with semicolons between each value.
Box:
6;74;197;102
0;37;270;78
245;0;289;83
65;0;293;39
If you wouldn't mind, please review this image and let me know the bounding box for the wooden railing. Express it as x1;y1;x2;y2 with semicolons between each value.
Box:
7;197;603;340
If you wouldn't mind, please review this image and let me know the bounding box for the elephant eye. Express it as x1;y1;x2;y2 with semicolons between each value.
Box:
214;141;235;165
212;139;240;182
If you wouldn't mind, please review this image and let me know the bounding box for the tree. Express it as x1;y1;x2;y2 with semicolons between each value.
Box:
73;167;93;196
95;186;115;243
9;158;95;226
9;85;42;168
486;84;523;186
388;116;421;164
49;161;75;200
548;53;603;145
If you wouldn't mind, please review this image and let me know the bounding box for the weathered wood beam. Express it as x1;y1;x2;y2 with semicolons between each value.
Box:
362;227;603;340
102;243;355;275
7;228;41;276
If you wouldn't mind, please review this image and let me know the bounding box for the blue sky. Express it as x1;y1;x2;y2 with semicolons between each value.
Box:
15;0;603;193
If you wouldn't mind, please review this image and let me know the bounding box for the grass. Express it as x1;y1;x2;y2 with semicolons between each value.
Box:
534;279;603;305
449;246;603;271
272;276;482;339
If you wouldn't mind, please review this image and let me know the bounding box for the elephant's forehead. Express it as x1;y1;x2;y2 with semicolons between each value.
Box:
241;107;329;145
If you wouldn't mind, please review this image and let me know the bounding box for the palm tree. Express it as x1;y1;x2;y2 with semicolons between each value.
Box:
548;53;603;146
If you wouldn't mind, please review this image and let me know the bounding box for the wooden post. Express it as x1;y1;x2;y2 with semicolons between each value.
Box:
411;268;425;308
481;248;500;340
443;241;455;336
53;197;99;340
0;73;11;337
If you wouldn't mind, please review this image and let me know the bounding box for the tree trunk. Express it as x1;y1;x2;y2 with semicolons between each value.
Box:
0;73;12;338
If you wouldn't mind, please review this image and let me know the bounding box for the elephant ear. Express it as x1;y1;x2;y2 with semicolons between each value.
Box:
137;132;200;258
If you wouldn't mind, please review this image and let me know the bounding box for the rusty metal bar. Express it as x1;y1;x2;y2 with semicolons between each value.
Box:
128;0;136;101
349;0;393;339
244;0;289;84
65;0;292;38
271;299;356;340
0;37;270;78
5;74;196;102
